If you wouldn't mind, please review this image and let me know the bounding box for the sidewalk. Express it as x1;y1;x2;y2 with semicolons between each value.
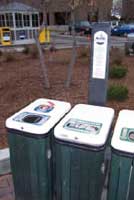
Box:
0;174;14;200
0;173;107;200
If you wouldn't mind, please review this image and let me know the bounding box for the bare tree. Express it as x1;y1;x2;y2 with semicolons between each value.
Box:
65;0;80;88
65;0;92;88
33;0;50;88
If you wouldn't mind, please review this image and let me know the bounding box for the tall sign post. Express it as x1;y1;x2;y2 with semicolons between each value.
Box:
88;23;111;106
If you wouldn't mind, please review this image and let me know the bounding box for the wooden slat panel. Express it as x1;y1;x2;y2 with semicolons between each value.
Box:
8;133;52;200
128;158;134;200
108;153;120;200
70;147;80;200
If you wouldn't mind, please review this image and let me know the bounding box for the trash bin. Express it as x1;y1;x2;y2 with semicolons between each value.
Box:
54;104;114;200
108;110;134;200
6;98;71;200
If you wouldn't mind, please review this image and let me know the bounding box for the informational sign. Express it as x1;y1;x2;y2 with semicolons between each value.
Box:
63;118;102;135
92;31;108;79
88;23;111;106
120;127;134;143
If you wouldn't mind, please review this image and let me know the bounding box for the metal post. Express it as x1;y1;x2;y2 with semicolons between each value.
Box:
88;23;111;106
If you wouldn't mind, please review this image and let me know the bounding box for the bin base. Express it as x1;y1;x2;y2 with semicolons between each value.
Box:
55;141;105;200
8;131;53;200
108;152;134;200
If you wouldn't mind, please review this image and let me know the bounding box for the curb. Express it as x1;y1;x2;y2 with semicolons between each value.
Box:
0;148;11;175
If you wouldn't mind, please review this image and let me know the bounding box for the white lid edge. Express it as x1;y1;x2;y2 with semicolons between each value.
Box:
54;104;114;147
111;109;134;154
5;98;71;134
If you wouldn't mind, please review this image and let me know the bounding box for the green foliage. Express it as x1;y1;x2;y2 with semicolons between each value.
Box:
4;53;15;62
109;65;128;78
108;85;128;101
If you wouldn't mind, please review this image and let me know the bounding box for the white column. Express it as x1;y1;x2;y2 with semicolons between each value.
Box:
38;12;40;27
30;12;33;39
22;12;24;28
12;12;17;41
4;13;6;26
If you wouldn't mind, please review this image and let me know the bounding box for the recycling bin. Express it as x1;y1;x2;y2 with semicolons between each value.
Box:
54;104;114;200
6;98;71;200
108;110;134;200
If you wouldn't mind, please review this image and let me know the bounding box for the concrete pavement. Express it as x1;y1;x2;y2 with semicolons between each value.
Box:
0;174;14;200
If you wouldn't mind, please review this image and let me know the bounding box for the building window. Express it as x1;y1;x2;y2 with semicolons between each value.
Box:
54;12;71;25
32;14;38;27
16;30;27;40
0;14;6;27
6;13;13;27
23;14;30;27
39;12;43;25
15;13;23;27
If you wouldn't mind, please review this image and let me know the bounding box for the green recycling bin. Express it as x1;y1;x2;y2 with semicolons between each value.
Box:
6;98;71;200
54;104;114;200
108;110;134;200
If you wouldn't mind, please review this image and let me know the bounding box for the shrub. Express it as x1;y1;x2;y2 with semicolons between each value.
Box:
109;65;128;78
22;46;30;55
30;47;38;58
107;85;128;101
78;48;88;58
110;48;123;65
4;53;15;62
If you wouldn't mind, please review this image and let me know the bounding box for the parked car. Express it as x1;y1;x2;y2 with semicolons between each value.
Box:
69;20;92;35
111;24;134;36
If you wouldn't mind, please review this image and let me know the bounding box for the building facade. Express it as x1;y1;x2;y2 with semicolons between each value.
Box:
0;0;113;45
0;2;41;44
3;0;112;25
122;0;134;21
46;0;113;25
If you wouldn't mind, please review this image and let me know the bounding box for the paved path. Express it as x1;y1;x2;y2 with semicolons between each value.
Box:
0;174;14;200
0;174;107;200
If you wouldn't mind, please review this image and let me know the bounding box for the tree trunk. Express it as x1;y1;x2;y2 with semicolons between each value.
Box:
35;32;50;88
34;1;50;89
65;9;77;88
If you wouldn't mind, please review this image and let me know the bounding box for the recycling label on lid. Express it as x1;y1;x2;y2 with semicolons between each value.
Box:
54;104;114;147
34;101;55;113
111;110;134;154
120;128;134;143
63;118;102;135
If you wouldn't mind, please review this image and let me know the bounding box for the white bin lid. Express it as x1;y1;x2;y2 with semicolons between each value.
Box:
111;110;134;154
54;104;114;147
6;98;71;134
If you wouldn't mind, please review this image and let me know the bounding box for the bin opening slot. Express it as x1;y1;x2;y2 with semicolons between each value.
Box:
13;112;50;125
22;115;43;124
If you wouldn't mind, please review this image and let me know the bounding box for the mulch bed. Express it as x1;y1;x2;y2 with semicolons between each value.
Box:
0;47;134;148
